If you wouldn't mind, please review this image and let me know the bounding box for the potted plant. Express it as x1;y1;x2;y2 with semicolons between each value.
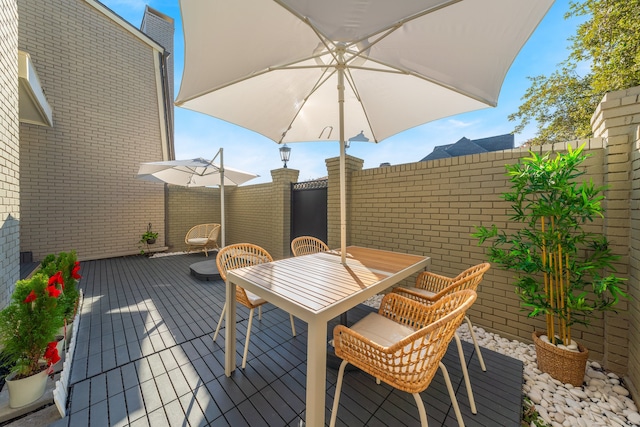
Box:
139;223;159;255
0;273;63;407
472;144;626;386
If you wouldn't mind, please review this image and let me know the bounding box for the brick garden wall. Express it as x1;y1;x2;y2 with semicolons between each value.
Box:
0;0;20;306
591;86;640;402
17;0;168;261
630;124;640;406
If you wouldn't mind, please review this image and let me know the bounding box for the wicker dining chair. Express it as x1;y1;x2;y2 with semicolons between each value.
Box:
212;243;296;369
330;290;477;427
392;262;491;414
290;235;329;257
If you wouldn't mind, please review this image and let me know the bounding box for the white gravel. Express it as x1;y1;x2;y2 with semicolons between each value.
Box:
364;294;639;427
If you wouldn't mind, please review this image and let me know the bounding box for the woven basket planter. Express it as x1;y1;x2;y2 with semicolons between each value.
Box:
532;331;588;387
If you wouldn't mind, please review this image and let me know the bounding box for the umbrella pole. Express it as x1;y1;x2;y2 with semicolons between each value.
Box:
338;60;347;265
219;148;226;247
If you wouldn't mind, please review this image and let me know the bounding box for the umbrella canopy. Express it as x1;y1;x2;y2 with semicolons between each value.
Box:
137;157;258;187
175;0;554;261
136;149;258;246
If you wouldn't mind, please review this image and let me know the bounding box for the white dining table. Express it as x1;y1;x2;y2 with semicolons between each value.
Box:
224;246;430;427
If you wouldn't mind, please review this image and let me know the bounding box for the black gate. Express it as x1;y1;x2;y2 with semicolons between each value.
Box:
290;179;328;248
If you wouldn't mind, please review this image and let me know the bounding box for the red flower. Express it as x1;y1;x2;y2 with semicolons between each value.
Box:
23;290;37;304
47;285;62;298
44;342;60;366
48;271;64;290
72;262;82;280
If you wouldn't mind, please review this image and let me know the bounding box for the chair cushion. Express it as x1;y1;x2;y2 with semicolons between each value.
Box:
187;238;208;245
349;313;415;347
413;288;436;298
245;289;266;305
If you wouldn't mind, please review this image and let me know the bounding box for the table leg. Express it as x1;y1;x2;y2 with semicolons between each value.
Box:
339;312;348;325
306;321;327;427
225;279;236;377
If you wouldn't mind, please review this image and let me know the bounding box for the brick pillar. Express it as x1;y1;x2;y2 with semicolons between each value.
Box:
591;86;640;379
325;155;364;250
270;167;299;259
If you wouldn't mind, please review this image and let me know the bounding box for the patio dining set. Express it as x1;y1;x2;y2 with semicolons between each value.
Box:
204;237;491;426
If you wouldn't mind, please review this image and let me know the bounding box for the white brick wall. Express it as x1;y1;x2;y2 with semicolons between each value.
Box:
0;0;20;308
18;0;168;260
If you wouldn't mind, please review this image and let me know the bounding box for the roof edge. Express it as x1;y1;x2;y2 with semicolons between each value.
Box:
84;0;164;52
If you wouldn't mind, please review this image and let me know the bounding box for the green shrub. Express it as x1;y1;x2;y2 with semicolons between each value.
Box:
0;274;64;378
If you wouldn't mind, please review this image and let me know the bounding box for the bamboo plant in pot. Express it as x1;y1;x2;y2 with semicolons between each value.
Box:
0;273;63;407
473;144;626;386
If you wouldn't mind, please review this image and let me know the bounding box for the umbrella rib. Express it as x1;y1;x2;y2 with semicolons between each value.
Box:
359;0;465;43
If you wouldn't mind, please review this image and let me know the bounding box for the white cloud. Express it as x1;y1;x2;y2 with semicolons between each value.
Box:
446;119;475;128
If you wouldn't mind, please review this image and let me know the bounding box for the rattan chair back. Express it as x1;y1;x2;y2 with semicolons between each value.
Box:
333;289;477;394
290;236;329;257
216;243;273;308
415;262;490;297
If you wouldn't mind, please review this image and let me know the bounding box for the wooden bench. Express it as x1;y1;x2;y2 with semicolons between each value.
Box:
185;223;221;257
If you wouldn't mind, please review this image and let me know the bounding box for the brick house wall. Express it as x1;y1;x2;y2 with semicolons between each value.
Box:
0;0;20;306
17;0;170;261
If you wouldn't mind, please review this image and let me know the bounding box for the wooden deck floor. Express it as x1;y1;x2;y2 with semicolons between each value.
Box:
47;253;523;426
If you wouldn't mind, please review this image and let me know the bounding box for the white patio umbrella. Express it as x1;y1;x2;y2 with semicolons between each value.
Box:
175;0;554;263
136;148;258;247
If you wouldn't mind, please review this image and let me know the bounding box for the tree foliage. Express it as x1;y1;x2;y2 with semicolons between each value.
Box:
509;0;640;146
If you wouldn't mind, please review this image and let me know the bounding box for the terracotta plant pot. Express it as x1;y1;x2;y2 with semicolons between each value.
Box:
5;366;50;408
532;330;589;387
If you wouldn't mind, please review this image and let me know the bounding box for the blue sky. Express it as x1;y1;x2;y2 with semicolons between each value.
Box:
104;0;584;184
